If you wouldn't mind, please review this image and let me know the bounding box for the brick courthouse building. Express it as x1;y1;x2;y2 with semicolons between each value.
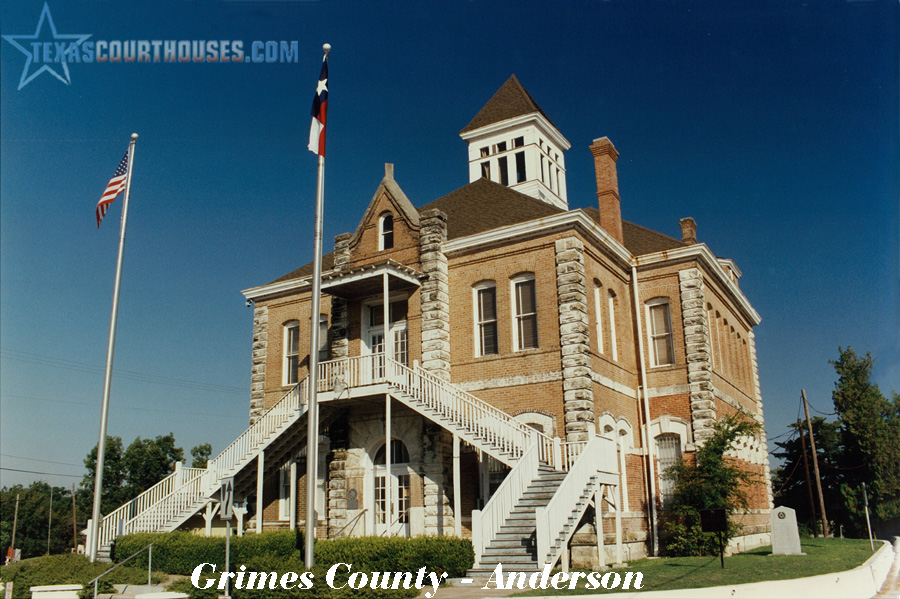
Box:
94;76;773;569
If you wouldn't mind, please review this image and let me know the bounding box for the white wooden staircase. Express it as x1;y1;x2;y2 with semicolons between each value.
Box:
94;354;620;569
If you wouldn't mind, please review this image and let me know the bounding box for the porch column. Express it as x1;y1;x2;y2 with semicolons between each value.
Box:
385;394;392;534
384;271;392;535
595;489;606;568
453;434;461;537
289;460;297;530
256;450;264;534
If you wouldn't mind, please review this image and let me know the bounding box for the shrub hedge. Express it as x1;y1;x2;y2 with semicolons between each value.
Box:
0;554;163;599
112;530;300;574
113;531;473;598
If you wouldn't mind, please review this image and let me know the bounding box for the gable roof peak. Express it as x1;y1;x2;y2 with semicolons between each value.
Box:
459;74;555;135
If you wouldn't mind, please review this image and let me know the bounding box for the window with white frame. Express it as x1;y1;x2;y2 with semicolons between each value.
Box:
474;282;498;356
594;282;604;354
656;433;682;505
646;298;675;367
279;462;292;520
379;213;394;250
318;315;328;362
284;320;300;385
512;274;538;350
607;289;618;361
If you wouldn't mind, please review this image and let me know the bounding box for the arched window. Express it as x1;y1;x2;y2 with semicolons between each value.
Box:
473;281;498;356
511;274;538;350
374;439;410;465
379;213;394;250
646;298;674;367
283;320;300;385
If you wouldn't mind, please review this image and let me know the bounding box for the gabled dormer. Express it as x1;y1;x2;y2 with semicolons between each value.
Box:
459;75;571;210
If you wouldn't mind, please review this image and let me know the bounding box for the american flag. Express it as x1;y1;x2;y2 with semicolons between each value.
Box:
96;149;129;228
307;55;328;156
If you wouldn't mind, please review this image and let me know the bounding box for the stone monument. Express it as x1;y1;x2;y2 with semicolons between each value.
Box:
770;506;803;555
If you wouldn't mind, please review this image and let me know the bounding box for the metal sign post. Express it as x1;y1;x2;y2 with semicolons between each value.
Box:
700;508;728;569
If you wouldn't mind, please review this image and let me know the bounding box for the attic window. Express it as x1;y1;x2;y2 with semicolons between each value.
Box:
379;213;394;250
480;147;489;158
497;141;507;152
513;137;524;148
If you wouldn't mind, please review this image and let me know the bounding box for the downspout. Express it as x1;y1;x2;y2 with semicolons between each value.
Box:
631;264;659;556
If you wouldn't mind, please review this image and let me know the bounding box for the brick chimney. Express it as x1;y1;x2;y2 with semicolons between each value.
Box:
679;217;697;244
589;137;623;244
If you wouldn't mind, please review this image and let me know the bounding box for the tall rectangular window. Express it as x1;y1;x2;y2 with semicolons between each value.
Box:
515;151;526;183
594;284;604;354
284;321;300;385
318;315;328;362
647;299;675;366
481;161;491;179
608;290;618;361
379;214;394;250
656;434;682;505
513;276;538;350
476;285;498;356
498;156;509;186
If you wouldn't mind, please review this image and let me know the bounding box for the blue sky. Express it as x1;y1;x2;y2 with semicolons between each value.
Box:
1;0;897;489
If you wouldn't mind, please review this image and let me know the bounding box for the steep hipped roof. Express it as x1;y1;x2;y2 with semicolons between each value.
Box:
459;75;556;135
420;177;561;239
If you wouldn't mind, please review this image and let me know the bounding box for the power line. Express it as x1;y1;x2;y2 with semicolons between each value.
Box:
1;454;83;468
1;467;82;479
1;349;247;395
3;393;247;420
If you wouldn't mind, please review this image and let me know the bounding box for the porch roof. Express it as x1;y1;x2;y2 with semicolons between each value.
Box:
320;259;426;299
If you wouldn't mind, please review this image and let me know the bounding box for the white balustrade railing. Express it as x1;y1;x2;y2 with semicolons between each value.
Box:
470;440;540;563
318;354;387;392
535;434;617;567
207;378;307;483
386;358;553;464
98;379;309;548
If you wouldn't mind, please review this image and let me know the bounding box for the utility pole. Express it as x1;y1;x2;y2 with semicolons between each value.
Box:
72;484;78;554
801;389;830;537
47;487;53;555
797;419;819;536
10;494;20;553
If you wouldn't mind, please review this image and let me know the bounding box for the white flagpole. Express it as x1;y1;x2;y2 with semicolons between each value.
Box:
305;44;329;569
88;132;138;562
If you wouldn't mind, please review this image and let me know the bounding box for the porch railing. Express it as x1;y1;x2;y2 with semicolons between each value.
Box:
97;377;309;550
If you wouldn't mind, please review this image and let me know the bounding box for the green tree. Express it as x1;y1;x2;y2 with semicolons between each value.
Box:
122;433;184;497
79;433;186;515
830;347;900;536
661;414;762;556
78;436;127;515
1;482;82;559
772;417;844;536
190;443;212;469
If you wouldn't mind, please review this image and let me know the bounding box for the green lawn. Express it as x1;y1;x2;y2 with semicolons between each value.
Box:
513;538;878;595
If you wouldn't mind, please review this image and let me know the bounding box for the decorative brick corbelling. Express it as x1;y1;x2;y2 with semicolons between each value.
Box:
678;268;715;444
249;304;268;424
419;209;451;382
555;237;594;441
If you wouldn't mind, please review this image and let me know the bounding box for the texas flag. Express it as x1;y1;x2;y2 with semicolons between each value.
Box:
307;56;328;156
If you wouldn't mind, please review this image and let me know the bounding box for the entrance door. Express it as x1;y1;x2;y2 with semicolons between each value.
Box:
374;470;411;536
373;439;411;536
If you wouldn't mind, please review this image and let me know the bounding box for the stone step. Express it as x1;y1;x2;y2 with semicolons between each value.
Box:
498;526;536;535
